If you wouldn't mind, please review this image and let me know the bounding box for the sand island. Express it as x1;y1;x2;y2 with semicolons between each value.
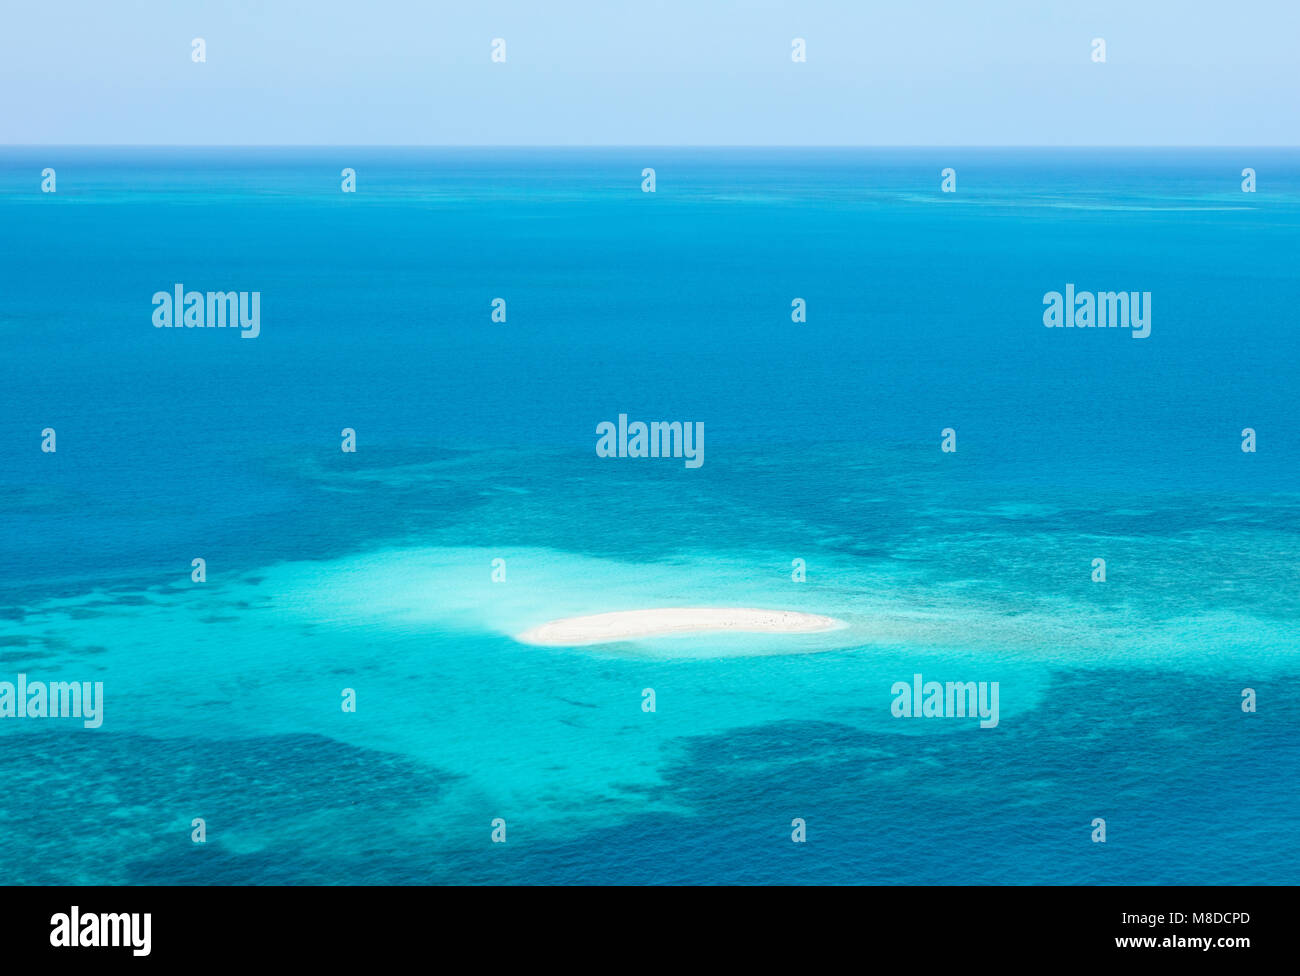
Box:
515;607;845;646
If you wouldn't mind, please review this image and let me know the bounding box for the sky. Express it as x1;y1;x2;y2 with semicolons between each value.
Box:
2;0;1296;145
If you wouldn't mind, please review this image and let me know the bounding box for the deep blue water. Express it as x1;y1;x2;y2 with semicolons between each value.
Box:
0;148;1297;884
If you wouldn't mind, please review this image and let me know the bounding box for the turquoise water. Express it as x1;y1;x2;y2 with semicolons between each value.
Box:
1;148;1297;884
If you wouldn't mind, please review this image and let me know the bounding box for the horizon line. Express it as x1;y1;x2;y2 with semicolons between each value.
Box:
4;143;1299;150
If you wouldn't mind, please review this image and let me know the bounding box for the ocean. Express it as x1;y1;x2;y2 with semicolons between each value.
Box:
0;147;1297;884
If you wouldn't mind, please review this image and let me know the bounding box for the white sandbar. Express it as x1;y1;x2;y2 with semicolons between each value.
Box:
515;607;846;646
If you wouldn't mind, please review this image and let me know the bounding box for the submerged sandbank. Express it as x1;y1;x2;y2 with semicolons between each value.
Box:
515;607;846;646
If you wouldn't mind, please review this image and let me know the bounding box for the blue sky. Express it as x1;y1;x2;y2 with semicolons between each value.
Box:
2;0;1296;145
